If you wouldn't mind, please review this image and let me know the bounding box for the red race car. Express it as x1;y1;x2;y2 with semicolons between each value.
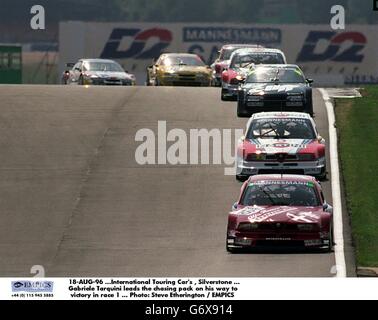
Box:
226;174;333;252
221;48;286;101
211;44;263;87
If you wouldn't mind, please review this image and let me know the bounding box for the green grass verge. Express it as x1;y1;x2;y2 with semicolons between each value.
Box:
335;85;378;267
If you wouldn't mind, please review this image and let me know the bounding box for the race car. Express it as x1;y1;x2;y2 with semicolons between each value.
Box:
221;48;286;101
62;59;136;85
236;112;326;181
226;174;334;252
236;64;314;117
211;44;263;87
146;53;212;86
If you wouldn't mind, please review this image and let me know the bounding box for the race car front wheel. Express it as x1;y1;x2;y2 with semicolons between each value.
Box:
236;174;248;182
237;101;250;118
305;95;314;117
317;166;327;181
221;89;229;101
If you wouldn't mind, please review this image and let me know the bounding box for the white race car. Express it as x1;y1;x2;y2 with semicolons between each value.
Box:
236;112;326;181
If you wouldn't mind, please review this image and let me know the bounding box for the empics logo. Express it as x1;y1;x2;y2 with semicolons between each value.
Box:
11;281;54;293
100;28;172;59
297;31;366;63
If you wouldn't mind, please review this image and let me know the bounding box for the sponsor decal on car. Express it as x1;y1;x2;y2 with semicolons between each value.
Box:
249;181;315;186
260;84;300;93
247;207;302;223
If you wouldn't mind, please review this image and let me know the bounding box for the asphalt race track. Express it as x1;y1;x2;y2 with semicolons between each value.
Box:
0;85;354;277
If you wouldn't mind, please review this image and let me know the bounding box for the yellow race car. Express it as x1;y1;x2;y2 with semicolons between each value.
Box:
146;53;212;87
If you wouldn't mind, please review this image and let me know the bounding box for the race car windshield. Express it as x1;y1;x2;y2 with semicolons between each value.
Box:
163;56;205;67
247;118;316;139
246;68;306;83
230;53;284;69
86;62;124;72
241;182;321;207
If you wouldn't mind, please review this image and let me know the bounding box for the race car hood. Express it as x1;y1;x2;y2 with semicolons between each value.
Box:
242;138;321;155
230;205;323;224
243;83;307;95
86;71;133;80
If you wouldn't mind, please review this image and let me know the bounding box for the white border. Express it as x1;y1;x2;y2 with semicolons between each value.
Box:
319;88;347;278
1;278;378;300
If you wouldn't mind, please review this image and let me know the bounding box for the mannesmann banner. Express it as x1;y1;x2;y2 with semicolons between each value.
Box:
59;22;378;85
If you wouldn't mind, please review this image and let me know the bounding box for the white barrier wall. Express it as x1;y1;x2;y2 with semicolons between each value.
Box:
59;22;378;85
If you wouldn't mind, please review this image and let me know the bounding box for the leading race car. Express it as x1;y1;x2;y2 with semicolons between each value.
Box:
237;64;314;117
221;48;286;101
236;112;326;181
211;44;263;87
62;59;136;85
226;174;334;252
146;53;212;87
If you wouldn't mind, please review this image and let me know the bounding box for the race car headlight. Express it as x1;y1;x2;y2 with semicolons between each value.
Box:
287;94;303;101
90;74;99;79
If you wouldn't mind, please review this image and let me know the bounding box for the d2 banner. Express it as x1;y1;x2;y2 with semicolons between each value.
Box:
59;22;378;85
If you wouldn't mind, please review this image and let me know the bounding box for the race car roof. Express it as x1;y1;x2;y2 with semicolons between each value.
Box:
79;58;118;63
160;53;201;58
251;112;312;120
248;174;317;183
252;64;300;69
221;44;264;49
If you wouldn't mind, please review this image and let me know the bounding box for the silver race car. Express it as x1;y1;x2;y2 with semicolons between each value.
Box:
62;59;136;85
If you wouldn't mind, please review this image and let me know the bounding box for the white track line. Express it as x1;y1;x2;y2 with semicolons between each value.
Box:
319;88;347;278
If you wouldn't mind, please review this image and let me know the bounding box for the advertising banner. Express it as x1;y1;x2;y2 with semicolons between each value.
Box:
59;22;378;85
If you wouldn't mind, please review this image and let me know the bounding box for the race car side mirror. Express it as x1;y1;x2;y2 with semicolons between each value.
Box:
317;135;323;142
306;78;314;84
232;202;238;211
